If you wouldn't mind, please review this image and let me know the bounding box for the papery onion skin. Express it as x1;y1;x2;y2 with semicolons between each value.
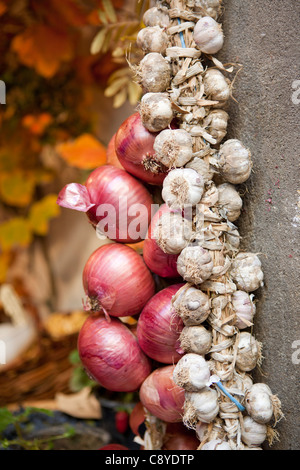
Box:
137;284;184;364
78;315;152;392
83;244;155;317
106;133;124;169
85;165;153;243
139;365;185;423
115;112;168;185
143;204;180;278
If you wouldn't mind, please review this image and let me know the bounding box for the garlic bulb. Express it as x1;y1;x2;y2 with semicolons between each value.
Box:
231;290;256;329
177;246;214;284
193;16;224;54
139;53;171;93
185;156;215;184
230;252;264;292
154;129;193;168
203;109;229;143
184;388;219;426
140;93;173;132
154;211;194;254
201;439;232;450
245;383;274;424
180;325;212;355
241;416;267;447
143;7;170;28
136;26;169;54
216;139;252;184
203;69;230;106
173;354;211;391
162;168;204;210
236;332;260;372
217;183;243;222
172;285;211;326
195;0;222;20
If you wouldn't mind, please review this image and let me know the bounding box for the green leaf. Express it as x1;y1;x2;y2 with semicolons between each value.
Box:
28;194;60;236
21;407;54;418
68;349;80;365
102;0;117;23
0;408;15;434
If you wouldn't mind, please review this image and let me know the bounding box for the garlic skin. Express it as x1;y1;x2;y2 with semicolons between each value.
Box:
143;7;170;28
231;290;256;329
217;139;252;184
185;156;215;184
225;229;240;254
184;388;219;426
173;354;211;391
162;168;204;210
180;325;212;355
177;246;214;284
203;69;230;106
245;383;274;424
172;285;211;326
236;332;260;372
195;1;222;20
241;416;267;448
203;109;229;143
154;211;193;254
154;129;193;168
230;253;264;292
136;26;169;55
201;439;232;450
140;93;173;132
217;183;243;222
193;16;224;54
139;53;171;93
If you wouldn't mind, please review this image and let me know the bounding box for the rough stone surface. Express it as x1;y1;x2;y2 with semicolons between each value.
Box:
219;0;300;450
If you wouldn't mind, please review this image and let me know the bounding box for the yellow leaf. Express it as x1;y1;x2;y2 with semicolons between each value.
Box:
0;171;36;207
90;28;107;55
56;133;107;170
28;194;61;236
11;24;74;78
0;218;32;251
113;87;127;108
0;252;11;283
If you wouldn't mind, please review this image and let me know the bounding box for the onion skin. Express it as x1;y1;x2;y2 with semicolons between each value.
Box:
143;204;180;278
83;244;155;317
85;165;153;243
106;133;124;169
137;284;184;364
78;315;152;392
115;112;167;185
139;365;185;423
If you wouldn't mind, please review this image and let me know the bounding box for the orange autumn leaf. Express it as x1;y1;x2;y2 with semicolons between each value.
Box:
56;133;107;169
22;113;53;135
11;24;74;78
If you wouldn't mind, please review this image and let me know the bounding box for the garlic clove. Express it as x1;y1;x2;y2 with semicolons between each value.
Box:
236;332;261;372
138;53;171;93
203;109;229;143
203;69;231;106
162;168;204;210
140;92;173;132
231;290;256;329
215;139;253;184
241;416;267;447
179;325;212;355
177;246;214;285
154;129;194;168
217;183;243;222
245;383;275;424
230;252;264;292
143;7;170;28
172;284;211;326
136;26;169;55
173;353;211;391
193;16;224;54
184;388;220;427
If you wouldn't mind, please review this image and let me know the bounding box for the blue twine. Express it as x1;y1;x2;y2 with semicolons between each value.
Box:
215;381;245;412
177;18;186;48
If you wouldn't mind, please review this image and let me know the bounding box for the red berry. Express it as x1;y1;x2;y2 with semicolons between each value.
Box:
115;410;129;434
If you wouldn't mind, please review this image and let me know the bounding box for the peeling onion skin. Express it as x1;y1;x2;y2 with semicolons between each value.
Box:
82;244;155;317
115;112;168;185
139;365;185;423
85;165;153;243
78;315;152;392
137;284;184;364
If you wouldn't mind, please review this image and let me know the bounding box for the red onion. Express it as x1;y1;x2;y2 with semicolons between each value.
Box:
99;444;129;450
83;243;155;317
57;164;153;243
139;365;185;422
114;112;167;185
137;284;184;363
143;204;180;278
106;133;124;169
78;315;152;392
162;423;199;450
